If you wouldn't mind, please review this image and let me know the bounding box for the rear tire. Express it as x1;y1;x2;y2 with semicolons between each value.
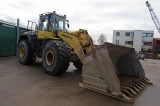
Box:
18;40;36;65
42;40;70;75
73;61;83;71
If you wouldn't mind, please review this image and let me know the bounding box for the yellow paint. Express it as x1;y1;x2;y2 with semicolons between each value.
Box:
46;50;54;66
37;30;55;39
68;30;94;54
22;29;94;64
58;31;85;63
20;47;25;58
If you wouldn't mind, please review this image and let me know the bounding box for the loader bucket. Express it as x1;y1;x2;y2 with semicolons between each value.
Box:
80;42;152;103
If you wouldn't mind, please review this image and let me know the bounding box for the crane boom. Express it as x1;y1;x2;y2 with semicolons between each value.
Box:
146;1;160;33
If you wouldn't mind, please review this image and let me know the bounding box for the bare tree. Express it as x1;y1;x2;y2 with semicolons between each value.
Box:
97;34;107;45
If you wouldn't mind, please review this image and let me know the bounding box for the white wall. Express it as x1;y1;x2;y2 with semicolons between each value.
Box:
113;30;154;52
133;30;143;51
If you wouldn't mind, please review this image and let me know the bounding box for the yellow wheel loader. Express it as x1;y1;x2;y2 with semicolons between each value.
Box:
17;11;152;103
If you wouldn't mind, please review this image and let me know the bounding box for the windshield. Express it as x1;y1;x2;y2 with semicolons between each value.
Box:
54;16;65;31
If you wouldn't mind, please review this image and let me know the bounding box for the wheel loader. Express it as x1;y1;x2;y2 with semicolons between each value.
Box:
17;11;152;103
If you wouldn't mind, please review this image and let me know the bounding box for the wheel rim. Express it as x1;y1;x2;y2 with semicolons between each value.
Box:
20;47;25;58
46;50;54;66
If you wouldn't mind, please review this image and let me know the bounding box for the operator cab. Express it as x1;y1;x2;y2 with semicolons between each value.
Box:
38;11;69;32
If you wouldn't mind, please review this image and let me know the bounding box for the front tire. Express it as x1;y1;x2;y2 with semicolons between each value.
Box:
17;40;36;65
42;40;70;75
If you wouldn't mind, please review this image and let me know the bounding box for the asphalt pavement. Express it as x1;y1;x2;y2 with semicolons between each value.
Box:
0;57;160;106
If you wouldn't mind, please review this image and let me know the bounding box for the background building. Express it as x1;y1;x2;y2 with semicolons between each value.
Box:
152;38;160;53
112;30;154;52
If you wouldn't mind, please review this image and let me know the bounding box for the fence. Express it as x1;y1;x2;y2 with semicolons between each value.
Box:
0;19;28;56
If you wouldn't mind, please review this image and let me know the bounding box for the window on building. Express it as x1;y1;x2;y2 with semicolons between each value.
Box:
116;32;120;36
125;41;133;45
143;42;152;46
125;32;134;36
141;48;146;52
148;49;151;51
142;33;153;37
116;40;119;44
142;33;146;37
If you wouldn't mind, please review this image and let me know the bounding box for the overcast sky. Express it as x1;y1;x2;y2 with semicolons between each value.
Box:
0;0;160;43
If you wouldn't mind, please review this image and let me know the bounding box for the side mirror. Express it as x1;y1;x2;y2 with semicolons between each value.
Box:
67;23;69;28
66;20;70;28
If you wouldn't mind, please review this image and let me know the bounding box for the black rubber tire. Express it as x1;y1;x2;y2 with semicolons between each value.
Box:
42;40;70;75
18;40;36;65
73;61;83;71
